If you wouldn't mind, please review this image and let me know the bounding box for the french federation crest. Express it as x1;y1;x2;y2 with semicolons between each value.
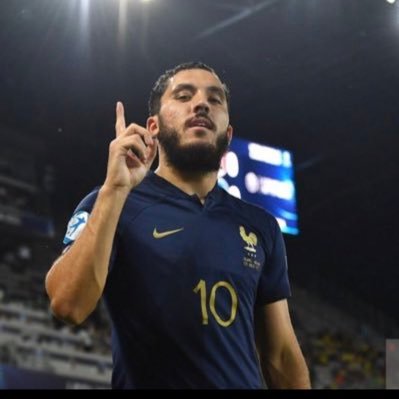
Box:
239;225;257;253
240;225;260;270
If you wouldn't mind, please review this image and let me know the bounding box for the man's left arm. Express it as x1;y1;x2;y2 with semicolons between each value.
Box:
254;299;311;389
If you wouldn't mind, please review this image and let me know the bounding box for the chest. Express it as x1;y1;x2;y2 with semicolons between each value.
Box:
121;203;267;279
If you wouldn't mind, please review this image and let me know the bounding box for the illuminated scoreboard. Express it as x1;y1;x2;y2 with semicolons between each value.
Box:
218;137;298;235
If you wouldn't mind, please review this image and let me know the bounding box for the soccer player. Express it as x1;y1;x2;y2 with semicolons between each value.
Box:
45;62;311;389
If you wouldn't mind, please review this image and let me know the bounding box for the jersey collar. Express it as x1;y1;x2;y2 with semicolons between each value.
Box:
146;170;223;205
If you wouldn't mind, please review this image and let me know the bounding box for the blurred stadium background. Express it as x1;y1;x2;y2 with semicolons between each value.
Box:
1;0;399;389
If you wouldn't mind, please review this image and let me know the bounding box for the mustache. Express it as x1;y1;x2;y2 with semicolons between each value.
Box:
185;112;215;131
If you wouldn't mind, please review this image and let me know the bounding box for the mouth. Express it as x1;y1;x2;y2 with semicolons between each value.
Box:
186;116;215;131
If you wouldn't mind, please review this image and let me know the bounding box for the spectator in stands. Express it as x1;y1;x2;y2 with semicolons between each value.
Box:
45;62;310;389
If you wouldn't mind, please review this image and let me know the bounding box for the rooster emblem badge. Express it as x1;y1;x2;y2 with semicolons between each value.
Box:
239;226;257;253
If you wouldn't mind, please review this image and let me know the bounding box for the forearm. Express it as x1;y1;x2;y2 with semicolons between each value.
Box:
45;185;129;324
261;345;311;389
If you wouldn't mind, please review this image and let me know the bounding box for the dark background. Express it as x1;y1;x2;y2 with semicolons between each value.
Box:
0;0;398;330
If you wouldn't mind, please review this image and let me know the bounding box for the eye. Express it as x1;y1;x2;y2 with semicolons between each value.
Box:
176;93;191;101
209;97;222;104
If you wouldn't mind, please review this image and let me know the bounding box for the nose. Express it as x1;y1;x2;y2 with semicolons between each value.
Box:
193;94;210;114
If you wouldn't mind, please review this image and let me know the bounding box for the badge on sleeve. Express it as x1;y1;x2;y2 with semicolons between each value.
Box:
63;211;89;245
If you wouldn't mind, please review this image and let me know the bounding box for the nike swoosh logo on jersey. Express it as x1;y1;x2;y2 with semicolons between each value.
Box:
153;227;184;239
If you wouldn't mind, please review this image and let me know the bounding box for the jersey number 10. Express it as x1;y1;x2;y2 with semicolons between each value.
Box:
193;279;238;327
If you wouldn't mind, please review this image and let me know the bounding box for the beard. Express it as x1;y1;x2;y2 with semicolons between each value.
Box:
157;117;229;174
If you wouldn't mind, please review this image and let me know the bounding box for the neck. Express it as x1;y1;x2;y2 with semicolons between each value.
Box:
155;162;218;203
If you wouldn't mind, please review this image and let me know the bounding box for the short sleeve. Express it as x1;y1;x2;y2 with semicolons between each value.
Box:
61;187;119;271
256;217;291;306
62;188;99;249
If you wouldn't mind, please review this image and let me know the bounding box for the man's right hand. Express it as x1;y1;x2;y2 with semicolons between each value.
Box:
103;101;158;193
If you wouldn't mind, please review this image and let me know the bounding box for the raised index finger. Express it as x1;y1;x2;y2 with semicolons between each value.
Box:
115;101;126;137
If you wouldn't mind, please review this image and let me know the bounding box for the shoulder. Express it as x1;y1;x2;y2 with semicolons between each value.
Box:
118;173;167;229
74;186;101;212
222;190;279;231
71;174;160;220
124;172;164;209
220;191;282;254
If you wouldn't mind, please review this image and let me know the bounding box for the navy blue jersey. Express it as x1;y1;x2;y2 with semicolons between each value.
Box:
62;171;291;389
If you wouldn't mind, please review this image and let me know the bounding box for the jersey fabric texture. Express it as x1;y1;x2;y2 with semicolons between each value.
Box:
62;171;291;389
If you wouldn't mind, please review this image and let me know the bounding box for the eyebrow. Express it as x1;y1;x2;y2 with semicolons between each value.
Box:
171;83;226;100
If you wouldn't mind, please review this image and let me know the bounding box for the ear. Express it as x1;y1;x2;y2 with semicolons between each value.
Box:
146;115;159;135
227;124;233;145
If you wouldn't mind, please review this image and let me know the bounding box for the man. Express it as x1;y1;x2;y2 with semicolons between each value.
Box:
45;62;310;389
